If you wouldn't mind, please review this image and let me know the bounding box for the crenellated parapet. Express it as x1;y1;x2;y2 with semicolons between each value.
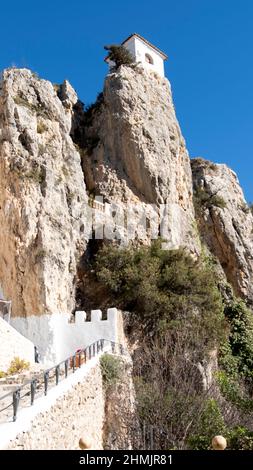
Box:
11;308;121;365
74;308;117;323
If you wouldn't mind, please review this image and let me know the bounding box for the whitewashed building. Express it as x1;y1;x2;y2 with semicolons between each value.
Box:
105;33;167;77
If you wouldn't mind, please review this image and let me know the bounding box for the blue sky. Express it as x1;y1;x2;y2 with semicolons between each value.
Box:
1;0;252;201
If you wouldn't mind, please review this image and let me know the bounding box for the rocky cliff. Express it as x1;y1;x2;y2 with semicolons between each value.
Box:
77;65;199;252
0;65;201;320
0;69;88;317
0;65;252;319
1;63;253;451
192;158;253;304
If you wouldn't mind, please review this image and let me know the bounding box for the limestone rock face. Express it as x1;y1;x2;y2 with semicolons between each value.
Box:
0;68;88;317
81;65;199;252
191;158;253;303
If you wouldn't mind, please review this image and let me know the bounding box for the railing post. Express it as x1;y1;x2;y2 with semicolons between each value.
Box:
44;371;49;396
0;340;126;424
65;359;68;378
55;365;60;385
30;379;37;405
13;389;20;422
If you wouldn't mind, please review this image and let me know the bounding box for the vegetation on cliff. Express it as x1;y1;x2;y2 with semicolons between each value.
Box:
104;45;135;69
94;240;253;449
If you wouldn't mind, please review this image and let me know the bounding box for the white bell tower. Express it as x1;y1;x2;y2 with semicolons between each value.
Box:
105;33;168;78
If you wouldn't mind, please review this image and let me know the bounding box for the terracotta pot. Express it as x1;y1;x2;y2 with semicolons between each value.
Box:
70;354;85;368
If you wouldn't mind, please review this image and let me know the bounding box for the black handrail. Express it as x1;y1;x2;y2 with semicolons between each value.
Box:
0;339;126;423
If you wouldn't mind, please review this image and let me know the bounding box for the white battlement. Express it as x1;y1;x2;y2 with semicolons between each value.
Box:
11;308;120;365
74;308;117;323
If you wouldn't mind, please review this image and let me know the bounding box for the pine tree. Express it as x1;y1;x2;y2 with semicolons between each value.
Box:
104;44;134;69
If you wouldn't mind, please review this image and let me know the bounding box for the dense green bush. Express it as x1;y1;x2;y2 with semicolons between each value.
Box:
95;240;224;354
187;399;226;450
100;353;122;387
104;44;134;69
217;300;253;410
227;426;253;450
188;406;253;449
223;301;253;379
94;241;253;448
193;187;227;218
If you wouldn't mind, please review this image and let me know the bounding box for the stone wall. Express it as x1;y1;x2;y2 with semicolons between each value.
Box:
6;359;105;450
4;352;137;450
103;354;138;450
0;317;34;372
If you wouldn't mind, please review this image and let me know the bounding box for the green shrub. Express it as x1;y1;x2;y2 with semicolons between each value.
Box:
94;241;253;449
104;44;134;69
100;353;122;387
227;426;253;450
7;357;30;375
221;301;253;382
187;399;226;450
211;195;227;209
216;370;253;411
37;121;47;134
95;240;224;354
193;187;226;213
214;299;253;412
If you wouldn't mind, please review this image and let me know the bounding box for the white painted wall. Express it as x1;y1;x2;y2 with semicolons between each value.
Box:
123;36;136;58
128;37;165;77
0;317;35;372
107;36;165;77
11;308;119;365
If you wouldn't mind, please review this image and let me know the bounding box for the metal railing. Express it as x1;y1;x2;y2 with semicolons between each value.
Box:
0;339;126;423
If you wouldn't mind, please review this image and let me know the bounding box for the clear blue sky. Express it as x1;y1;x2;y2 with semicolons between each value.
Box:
1;0;252;201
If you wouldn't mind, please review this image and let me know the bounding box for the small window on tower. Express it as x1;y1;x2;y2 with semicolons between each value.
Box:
145;53;154;64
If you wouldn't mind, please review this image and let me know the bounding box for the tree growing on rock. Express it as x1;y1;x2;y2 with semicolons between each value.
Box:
104;45;134;69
